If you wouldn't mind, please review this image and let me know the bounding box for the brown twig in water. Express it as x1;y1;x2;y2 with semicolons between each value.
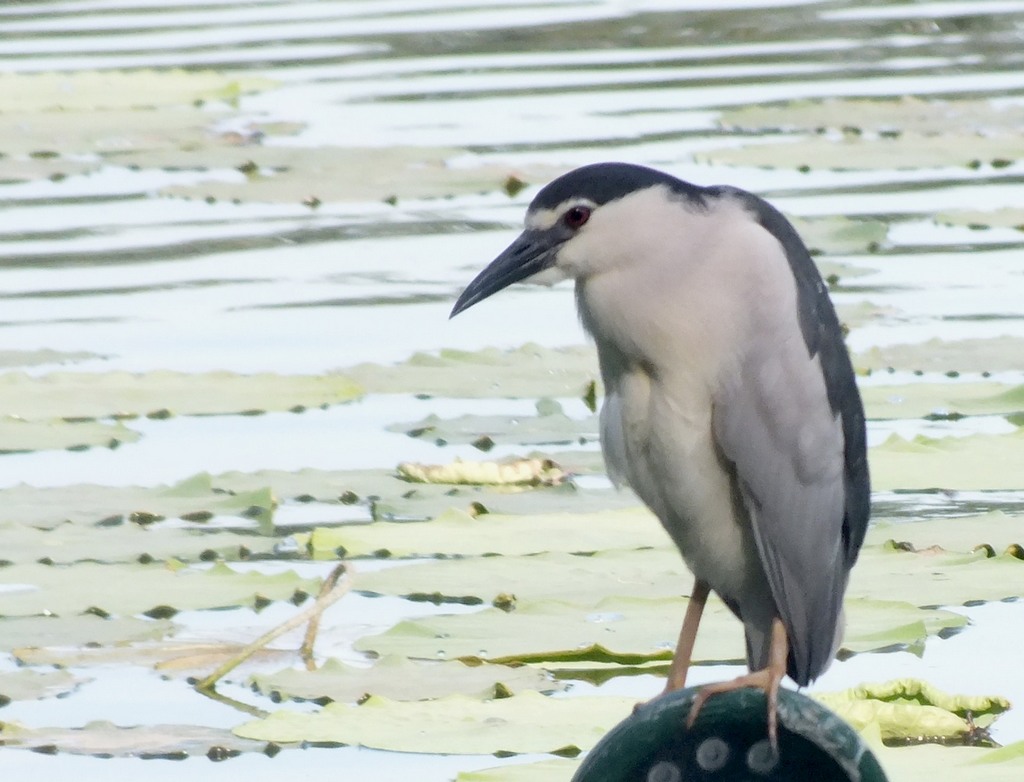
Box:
194;562;351;693
301;562;349;669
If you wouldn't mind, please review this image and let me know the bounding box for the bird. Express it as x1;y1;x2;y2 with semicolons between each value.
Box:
450;162;870;746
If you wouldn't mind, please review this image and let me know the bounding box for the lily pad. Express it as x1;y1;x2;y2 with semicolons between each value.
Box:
0;348;104;369
353;595;964;665
390;409;597;447
696;134;1023;171
214;465;633;522
397;457;568;486
0;614;174;652
301;506;670;559
0;720;266;758
788;215;888;256
356;532;1024;612
718;97;1024;136
0;416;140;454
870;429;1024;491
0;520;280;566
0;669;86;702
0;108;243;163
0;70;277;113
935;208;1024;232
13;640;293;676
0;561;318;618
457;758;581;782
854;337;1024;374
155;147;561;204
817;679;1011;741
865;511;1024;553
345;344;598;399
251;656;563;703
0;370;363;421
234;691;635;755
0;473;275;528
874;741;1024;782
860;383;1024;420
849;544;1023;607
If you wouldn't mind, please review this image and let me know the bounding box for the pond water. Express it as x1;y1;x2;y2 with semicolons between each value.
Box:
1;1;1023;780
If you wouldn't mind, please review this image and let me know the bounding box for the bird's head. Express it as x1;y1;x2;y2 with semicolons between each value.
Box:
450;162;708;317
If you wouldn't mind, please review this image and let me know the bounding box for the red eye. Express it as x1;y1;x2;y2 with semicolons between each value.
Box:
563;205;591;230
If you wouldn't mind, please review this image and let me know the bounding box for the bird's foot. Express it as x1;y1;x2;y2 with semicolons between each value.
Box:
684;666;784;751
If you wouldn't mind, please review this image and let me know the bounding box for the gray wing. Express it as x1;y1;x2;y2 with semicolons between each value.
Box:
712;335;849;686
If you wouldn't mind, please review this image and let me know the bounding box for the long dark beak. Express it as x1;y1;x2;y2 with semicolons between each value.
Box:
450;229;559;318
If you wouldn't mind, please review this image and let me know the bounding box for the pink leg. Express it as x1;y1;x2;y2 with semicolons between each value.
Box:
685;616;789;749
663;579;710;693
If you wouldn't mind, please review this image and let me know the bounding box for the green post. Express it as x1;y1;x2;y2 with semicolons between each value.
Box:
572;687;888;781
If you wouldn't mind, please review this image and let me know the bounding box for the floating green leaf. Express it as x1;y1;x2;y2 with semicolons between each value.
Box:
0;561;317;618
0;519;280;566
356;529;1024;611
874;741;1024;782
860;383;1024;420
0;348;104;369
155;147;563;204
251;656;563;703
390;409;596;447
0;370;363;421
457;758;581;782
936;208;1024;231
718;97;1024;136
0;669;87;702
346;344;599;399
0;70;277;112
0;614;174;653
816;679;1011;741
854;337;1024;374
0;472;275;528
301;507;670;559
0;719;265;758
696;134;1022;171
788;215;888;256
865;511;1023;553
870;430;1024;491
353;595;964;665
234;691;635;755
0;416;140;454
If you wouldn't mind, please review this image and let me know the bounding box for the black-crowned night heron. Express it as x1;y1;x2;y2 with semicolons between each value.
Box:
450;162;870;745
